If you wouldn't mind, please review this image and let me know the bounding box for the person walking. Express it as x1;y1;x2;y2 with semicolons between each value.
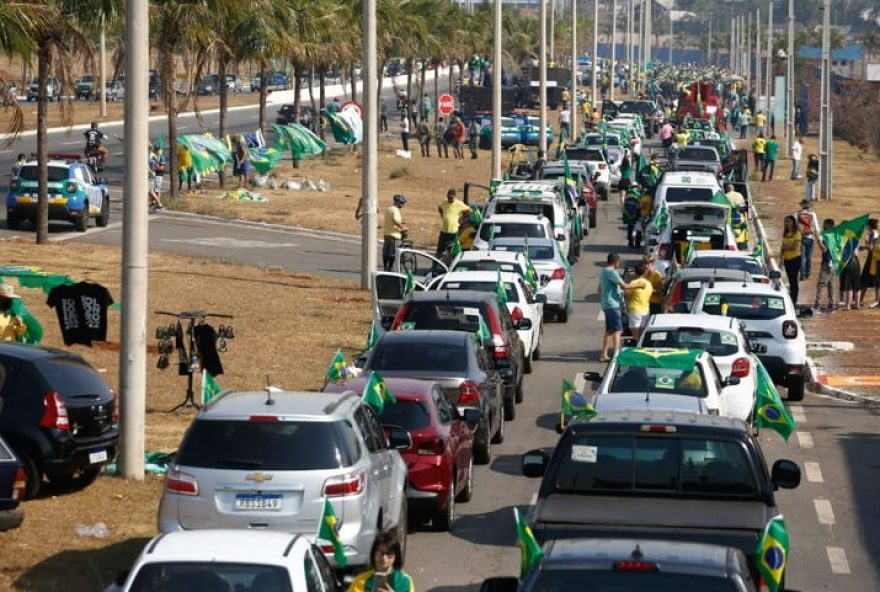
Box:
177;144;194;192
805;154;819;202
348;532;415;592
417;116;432;157
617;150;632;205
452;116;466;161
558;106;571;143
737;109;750;140
233;134;250;188
598;252;631;363
436;189;472;257
790;136;803;180
421;93;432;120
624;262;653;339
531;149;547;180
781;215;802;305
399;114;410;152
383;194;408;271
467;118;480;159
796;200;820;280
660;121;674;148
752;132;766;172
761;134;778;182
435;117;449;158
814;218;837;312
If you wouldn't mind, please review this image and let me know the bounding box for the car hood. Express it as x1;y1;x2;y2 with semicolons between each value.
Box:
594;392;708;414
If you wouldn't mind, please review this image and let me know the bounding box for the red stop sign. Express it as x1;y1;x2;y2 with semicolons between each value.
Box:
438;93;455;116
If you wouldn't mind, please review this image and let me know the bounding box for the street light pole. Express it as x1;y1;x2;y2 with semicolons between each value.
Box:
361;0;378;289
786;0;795;156
819;0;831;200
611;0;617;101
755;8;761;113
765;3;773;137
100;15;107;118
540;0;548;153
668;0;674;65
491;0;502;178
550;0;556;64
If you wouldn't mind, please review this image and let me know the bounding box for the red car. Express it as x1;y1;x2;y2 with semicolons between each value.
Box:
323;377;479;531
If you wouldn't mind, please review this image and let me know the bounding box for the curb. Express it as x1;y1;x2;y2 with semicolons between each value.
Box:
804;357;877;404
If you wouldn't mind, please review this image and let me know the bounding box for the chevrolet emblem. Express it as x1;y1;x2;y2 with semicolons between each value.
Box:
245;472;273;483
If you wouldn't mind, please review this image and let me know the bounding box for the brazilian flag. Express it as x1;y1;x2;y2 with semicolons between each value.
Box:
821;214;870;274
495;271;509;305
325;349;347;383
683;240;696;264
615;348;701;371
365;322;380;350
317;498;347;567
561;379;596;419
470;207;483;226
751;240;764;260
514;508;543;579
450;236;463;259
752;356;796;441
362;371;397;414
752;515;789;592
651;201;669;234
404;269;416;296
477;314;492;342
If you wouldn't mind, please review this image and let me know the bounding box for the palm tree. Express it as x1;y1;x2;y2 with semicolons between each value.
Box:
0;3;42;140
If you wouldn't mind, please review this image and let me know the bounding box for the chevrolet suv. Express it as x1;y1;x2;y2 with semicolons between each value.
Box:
157;389;410;570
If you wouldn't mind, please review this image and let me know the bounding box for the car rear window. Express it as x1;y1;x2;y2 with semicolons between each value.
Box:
494;202;554;220
38;357;111;397
643;329;740;357
368;341;468;372
689;256;764;275
439;280;519;303
381;400;430;430
677;148;718;161
585;135;621;146
700;292;787;320
609;364;707;398
479;222;547;241
533;571;738;592
555;435;759;497
129;562;293;592
493;243;556;260
175;420;359;470
564;148;604;162
663;187;715;203
401;303;484;332
451;260;524;277
17;166;68;183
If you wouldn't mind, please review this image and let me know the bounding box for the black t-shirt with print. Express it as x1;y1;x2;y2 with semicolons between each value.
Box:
47;282;114;346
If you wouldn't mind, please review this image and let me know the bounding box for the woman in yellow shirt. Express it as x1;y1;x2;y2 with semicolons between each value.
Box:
624;262;653;338
644;255;664;314
781;215;802;304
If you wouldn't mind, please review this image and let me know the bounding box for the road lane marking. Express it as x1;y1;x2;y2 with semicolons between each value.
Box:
61;140;81;146
814;499;835;525
790;404;806;423
162;237;298;249
804;462;824;483
826;547;851;574
797;432;814;449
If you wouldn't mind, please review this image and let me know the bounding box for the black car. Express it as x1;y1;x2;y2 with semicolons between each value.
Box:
364;330;504;465
0;342;119;498
0;434;24;531
276;103;297;124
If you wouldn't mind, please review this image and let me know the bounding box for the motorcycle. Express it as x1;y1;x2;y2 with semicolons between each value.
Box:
85;146;105;172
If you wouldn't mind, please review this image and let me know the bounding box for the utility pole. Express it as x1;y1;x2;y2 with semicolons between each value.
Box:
118;0;149;480
611;0;617;101
627;0;633;92
100;15;107;118
755;8;761;113
644;0;651;70
638;0;645;92
571;0;579;137
786;0;794;156
708;17;712;64
540;0;548;153
745;12;751;89
361;0;378;289
492;0;502;178
819;0;831;200
668;0;673;65
765;2;773;136
730;16;734;70
550;0;556;64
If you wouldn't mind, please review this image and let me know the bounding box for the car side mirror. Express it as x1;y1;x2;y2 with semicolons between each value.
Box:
750;341;767;354
522;449;549;478
771;459;801;490
583;371;602;382
462;408;482;424
480;577;520;592
535;294;548;304
515;318;532;330
723;376;741;387
387;428;412;450
354;355;368;369
555;233;566;242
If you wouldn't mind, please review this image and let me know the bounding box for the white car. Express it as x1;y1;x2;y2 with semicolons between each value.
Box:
636;314;759;422
433;270;544;370
448;249;531;281
649;202;738;276
583;133;624;185
653;171;723;210
113;530;340;592
539;161;592;237
488;237;574;323
564;146;611;199
584;348;737;417
609;113;646;139
485;182;575;260
686;250;769;281
473;213;558;252
690;279;807;401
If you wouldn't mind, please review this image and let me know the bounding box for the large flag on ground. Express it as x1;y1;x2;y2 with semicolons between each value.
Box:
752;515;789;592
362;371;397;413
318;498;347;567
514;508;543;579
201;370;222;404
561;379;596;419
325;349;347;383
616;348;701;370
752;356;796;440
821;214;870;274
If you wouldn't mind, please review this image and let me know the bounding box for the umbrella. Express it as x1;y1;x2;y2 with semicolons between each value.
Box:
722;74;745;83
272;123;326;160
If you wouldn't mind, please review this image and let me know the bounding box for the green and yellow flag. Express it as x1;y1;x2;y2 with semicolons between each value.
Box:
477;314;492;342
616;348;701;370
523;238;539;293
752;356;796;441
495;271;508;305
752;515;789;592
821;214;870;274
317;497;347;567
365;322;381;350
362;371;397;414
470;207;483;226
514;508;543;579
450;236;463;259
561;379;596;419
651;200;669;234
751;240;764;260
201;370;222;404
684;240;696;264
404;269;416;296
325;349;347;383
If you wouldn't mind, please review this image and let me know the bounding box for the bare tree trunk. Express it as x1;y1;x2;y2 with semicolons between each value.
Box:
35;43;49;244
293;61;302;121
433;59;439;126
217;57;228;188
258;63;267;136
164;45;179;200
318;69;326;142
406;60;413;121
308;66;316;129
350;62;356;102
419;60;427;119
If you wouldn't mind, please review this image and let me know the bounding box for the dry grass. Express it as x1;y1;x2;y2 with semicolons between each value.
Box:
0;239;370;592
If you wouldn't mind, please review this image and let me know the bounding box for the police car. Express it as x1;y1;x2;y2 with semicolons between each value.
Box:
7;160;109;232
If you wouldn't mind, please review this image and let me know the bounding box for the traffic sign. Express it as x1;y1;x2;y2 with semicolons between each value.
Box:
438;93;455;116
339;100;363;119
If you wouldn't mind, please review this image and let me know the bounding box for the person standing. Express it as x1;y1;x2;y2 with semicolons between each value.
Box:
399;114;410;152
147;147;163;210
452;116;466;161
12;153;25;176
234;134;251;188
660;121;674;148
467;118;480;159
754;110;766;135
796;200;820;280
859;218;880;307
151;145;166;201
805;154;819;202
531;150;546;180
790;136;803;180
761;134;778;182
752;132;766;171
780;215;802;305
839;240;861;310
177;144;194;192
383;194;408;271
737;109;750;140
421;93;432;120
327;97;341;115
379;100;389;132
644;255;664;315
814;218;837;312
724;183;746;209
436;189;472;257
348;532;415;592
558;106;571;142
435;117;449;158
598;252;631;363
624;262;653;339
560;87;571;110
417;116;431;157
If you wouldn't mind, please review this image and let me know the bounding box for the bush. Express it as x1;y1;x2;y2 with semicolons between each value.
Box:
389;165;410;179
832;83;880;156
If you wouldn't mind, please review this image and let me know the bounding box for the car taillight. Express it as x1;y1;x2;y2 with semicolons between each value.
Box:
782;320;798;339
550;267;566;280
731;357;750;378
598;163;607;170
458;381;481;404
323;470;366;497
11;466;25;501
166;468;199;495
249;415;278;422
111;388;120;423
390;303;410;330
667;282;683;307
40;391;69;431
510;306;523;322
417;437;446;455
483;308;508;360
657;244;670;259
614;561;658;572
65;181;77;193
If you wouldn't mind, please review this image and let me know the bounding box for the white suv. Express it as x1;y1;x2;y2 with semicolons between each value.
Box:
473;214;558;252
691;279;807;401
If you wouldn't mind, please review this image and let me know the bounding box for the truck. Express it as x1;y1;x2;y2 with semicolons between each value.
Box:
519;66;570;109
458;85;518;114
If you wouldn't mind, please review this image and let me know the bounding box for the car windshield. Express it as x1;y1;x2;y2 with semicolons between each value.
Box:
492;243;556;261
128;562;293;592
17;166;68;183
439;280;519;303
554;434;759;498
381;400;430;430
677;148;718;161
479;222;547;240
531;570;738;592
609;364;708;398
175;420;359;470
369;341;468;372
689;257;765;275
401;303;483;333
451;260;524;277
663;187;715;203
494;201;555;221
642;329;740;357
700;292;788;320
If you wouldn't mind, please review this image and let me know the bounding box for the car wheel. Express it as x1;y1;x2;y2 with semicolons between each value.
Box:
503;392;516;421
456;457;474;503
11;446;42;499
786;373;805;402
515;379;524;403
6;210;18;230
97;198;110;227
434;474;455;532
47;467;101;491
532;341;541;361
74;206;88;232
493;407;506;443
474;422;491;464
589;209;597;228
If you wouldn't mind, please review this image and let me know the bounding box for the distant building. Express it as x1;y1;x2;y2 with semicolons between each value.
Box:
798;44;880;81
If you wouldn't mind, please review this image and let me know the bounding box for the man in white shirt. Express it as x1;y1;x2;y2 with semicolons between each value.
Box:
559;107;571;142
724;183;746;209
790;136;803;180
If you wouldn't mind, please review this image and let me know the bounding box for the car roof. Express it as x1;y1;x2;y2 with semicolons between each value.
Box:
0;341;82;362
409;289;497;305
322;377;435;399
200;389;362;421
674;268;755;281
701;281;785;295
377;329;474;347
690;250;759;260
659;171;719;185
492;237;554;247
568;409;748;434
495;181;558;192
439;270;523;284
140;530;310;564
645;313;737;332
594;392;708;414
455;250;526;263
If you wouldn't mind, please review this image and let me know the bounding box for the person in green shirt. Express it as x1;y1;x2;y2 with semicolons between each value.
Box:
598;252;632;363
348;532;415;592
762;134;779;182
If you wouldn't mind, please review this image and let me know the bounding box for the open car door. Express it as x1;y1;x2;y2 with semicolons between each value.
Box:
393;248;449;285
371;271;426;332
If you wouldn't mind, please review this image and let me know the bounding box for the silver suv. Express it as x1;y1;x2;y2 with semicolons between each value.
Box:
157;389;410;570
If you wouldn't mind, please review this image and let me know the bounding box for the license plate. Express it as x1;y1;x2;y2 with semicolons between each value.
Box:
88;449;108;464
234;494;283;511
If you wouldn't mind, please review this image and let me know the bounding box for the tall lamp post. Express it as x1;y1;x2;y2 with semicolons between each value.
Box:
819;0;831;200
361;0;378;289
540;0;548;153
786;0;794;156
491;0;502;178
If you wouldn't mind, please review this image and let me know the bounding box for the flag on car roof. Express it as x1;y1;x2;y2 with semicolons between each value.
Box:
318;497;347;568
325;349;347;383
684;240;697;264
514;508;543;579
495;271;508;305
615;348;701;371
752;515;789;592
820;214;870;275
362;371;397;413
365;322;380;351
561;379;596;419
477;314;492;342
752;356;796;441
201;369;221;404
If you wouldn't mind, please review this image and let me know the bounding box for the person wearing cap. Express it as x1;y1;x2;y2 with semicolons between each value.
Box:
383;194;408;271
796;199;820;280
436;189;471;258
0;284;26;341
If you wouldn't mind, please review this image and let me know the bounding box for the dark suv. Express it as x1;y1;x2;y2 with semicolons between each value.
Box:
0;342;119;498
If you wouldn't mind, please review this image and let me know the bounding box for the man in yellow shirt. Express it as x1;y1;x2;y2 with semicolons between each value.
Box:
624;262;653;338
754;110;766;134
436;188;472;257
752;132;767;171
673;127;690;147
0;284;26;341
644;255;664;314
383;194;408;271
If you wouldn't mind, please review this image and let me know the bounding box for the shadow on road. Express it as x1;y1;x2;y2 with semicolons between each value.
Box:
838;431;880;579
534;412;562;432
489;454;524;477
451;505;522;547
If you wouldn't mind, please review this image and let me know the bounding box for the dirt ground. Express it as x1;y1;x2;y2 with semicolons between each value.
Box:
0;239;370;592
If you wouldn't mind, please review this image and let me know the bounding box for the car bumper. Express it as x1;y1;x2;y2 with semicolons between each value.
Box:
8;201;85;221
43;432;119;477
757;355;804;385
0;508;23;532
538;280;567;310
